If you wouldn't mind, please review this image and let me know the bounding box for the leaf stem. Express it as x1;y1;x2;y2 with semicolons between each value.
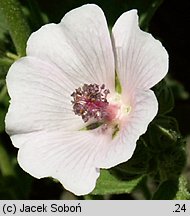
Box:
0;0;31;56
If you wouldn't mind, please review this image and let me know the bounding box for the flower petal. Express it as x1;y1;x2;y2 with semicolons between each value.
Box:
5;57;83;145
27;4;115;91
112;10;168;96
96;90;158;168
16;130;100;196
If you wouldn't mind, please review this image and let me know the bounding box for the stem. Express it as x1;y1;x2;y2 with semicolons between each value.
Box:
0;0;31;56
0;140;15;176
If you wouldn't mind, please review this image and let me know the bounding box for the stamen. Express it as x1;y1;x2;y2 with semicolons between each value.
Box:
71;83;110;122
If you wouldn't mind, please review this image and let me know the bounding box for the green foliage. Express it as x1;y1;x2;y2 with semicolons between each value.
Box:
91;170;143;195
175;176;190;200
0;108;6;132
142;113;186;181
0;84;9;132
112;140;149;177
152;179;179;200
144;116;180;151
0;0;31;56
0;9;8;40
24;0;48;31
0;139;33;199
157;146;186;180
153;79;174;115
0;167;33;199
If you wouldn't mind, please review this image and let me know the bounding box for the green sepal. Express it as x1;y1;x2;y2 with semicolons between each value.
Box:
143;115;180;151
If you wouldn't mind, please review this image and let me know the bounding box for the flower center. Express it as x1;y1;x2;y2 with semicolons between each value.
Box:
71;83;111;122
71;83;131;135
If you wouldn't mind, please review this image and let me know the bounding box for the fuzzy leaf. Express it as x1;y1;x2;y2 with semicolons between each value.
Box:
152;179;179;200
175;176;190;200
91;170;143;195
112;140;149;176
0;0;31;56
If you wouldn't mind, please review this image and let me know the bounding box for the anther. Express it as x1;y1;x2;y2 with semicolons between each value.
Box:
71;83;110;123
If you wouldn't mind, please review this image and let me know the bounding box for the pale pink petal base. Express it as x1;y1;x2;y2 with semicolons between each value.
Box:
12;90;157;195
95;90;158;168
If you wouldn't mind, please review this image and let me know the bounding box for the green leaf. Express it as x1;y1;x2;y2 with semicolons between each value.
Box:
175;175;190;200
112;140;149;176
152;179;179;200
157;146;186;181
153;79;174;115
91;170;143;195
0;8;8;40
0;0;31;56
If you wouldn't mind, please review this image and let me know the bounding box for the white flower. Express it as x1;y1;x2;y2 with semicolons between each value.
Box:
5;4;168;195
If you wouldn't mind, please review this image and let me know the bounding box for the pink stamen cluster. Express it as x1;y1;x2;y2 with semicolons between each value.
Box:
71;84;110;122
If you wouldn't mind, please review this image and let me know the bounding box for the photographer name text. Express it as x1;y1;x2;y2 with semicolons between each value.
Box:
2;203;82;214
